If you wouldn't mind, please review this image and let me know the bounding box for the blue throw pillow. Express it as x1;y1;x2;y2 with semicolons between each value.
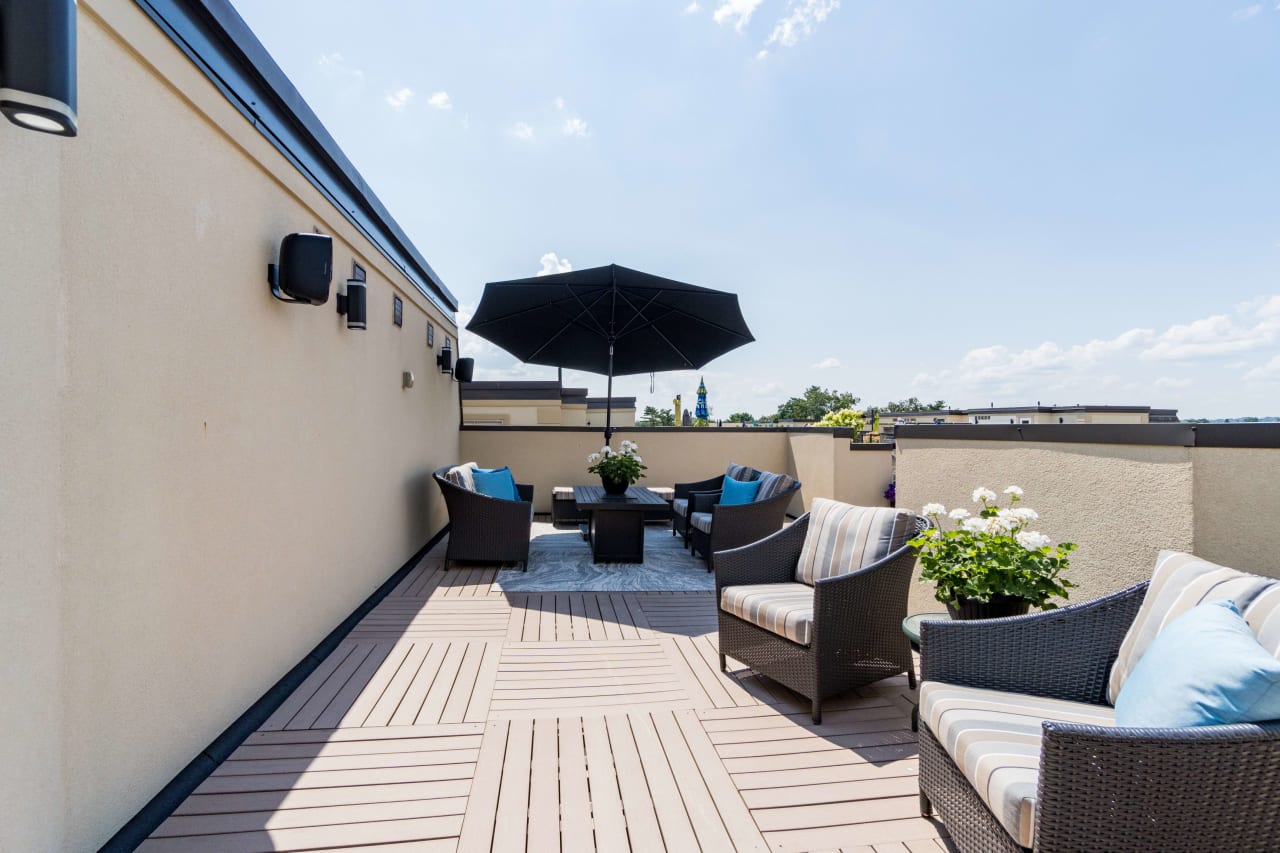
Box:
472;466;519;501
720;476;762;506
1114;599;1280;727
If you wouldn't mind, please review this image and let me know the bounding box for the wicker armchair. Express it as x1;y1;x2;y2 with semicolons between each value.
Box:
917;584;1280;852
688;481;801;571
716;510;929;723
671;464;760;545
433;465;534;571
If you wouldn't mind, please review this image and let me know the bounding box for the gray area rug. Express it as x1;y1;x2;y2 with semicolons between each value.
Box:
494;521;714;592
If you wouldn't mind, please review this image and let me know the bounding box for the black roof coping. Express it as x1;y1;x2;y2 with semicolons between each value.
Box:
135;0;456;314
586;397;637;409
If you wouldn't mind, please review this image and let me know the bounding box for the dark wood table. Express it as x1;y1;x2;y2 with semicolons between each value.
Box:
573;485;668;563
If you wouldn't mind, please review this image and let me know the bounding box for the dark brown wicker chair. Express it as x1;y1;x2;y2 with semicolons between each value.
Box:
433;465;534;571
688;481;802;571
917;584;1280;852
716;510;929;723
671;464;760;545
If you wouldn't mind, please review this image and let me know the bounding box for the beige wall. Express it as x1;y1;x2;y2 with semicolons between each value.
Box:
895;438;1197;614
1193;448;1280;577
2;3;459;849
459;428;892;515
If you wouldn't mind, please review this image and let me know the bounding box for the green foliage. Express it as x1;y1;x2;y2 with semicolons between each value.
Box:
774;386;859;422
909;488;1077;609
881;397;948;413
727;412;754;423
693;417;709;427
639;406;675;427
816;407;865;429
586;440;648;484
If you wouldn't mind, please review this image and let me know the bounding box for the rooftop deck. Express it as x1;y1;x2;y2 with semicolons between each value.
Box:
143;528;952;852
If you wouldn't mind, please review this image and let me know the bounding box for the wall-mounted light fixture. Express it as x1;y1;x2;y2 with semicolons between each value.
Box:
336;262;367;329
0;0;78;136
426;322;435;347
436;338;453;374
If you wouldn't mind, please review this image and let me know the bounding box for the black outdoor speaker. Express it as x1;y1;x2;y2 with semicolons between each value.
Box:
268;233;332;305
454;357;475;383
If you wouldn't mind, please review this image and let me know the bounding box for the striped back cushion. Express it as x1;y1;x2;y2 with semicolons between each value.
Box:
795;499;917;586
753;471;797;502
1108;550;1280;704
444;462;479;492
725;463;760;483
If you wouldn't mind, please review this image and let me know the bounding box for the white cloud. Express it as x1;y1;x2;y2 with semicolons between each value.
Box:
554;96;566;111
1244;354;1280;381
385;87;413;110
536;252;573;276
510;122;535;141
1139;296;1280;360
427;91;452;110
317;52;363;79
562;117;589;137
812;357;841;369
684;1;701;14
756;49;770;60
764;0;840;49
1232;4;1262;19
713;0;765;32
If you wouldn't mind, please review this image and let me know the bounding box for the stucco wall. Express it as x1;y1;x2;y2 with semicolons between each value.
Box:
1193;448;1280;578
895;439;1195;614
1;3;460;849
834;447;895;508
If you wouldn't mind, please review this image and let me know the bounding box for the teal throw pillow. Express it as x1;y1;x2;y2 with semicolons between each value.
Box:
1114;599;1280;727
720;476;763;506
473;466;519;501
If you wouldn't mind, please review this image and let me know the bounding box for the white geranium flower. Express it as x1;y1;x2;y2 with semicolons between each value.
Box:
972;487;997;504
1004;485;1024;498
1010;507;1039;523
1016;530;1051;550
922;502;947;518
601;446;613;456
633;456;642;463
587;453;601;464
948;508;971;521
961;517;987;534
620;439;636;451
985;515;1016;535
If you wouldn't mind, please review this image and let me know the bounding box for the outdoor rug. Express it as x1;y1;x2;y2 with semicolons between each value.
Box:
493;521;714;592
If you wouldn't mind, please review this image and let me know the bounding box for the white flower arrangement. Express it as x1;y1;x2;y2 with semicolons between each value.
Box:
586;440;648;484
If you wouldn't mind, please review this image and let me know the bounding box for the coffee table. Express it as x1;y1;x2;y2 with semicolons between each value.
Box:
573;485;667;563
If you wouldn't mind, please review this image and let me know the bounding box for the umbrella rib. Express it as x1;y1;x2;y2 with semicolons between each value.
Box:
523;288;611;362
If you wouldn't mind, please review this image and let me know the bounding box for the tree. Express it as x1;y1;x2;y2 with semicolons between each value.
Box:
638;406;675;427
774;386;859;422
881;397;948;413
817;408;865;429
727;412;754;423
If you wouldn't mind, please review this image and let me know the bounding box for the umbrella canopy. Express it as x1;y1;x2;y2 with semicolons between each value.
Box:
466;264;754;439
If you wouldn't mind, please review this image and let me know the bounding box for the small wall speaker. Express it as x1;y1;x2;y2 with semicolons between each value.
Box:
454;358;475;383
268;233;332;305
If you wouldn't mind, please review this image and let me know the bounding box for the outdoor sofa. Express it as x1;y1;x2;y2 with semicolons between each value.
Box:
688;471;801;571
716;499;929;723
917;550;1280;852
433;463;534;571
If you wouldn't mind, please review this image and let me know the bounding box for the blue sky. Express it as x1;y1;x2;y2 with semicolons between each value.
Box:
230;1;1280;419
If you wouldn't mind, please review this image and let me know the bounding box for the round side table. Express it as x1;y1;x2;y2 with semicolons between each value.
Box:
902;612;951;731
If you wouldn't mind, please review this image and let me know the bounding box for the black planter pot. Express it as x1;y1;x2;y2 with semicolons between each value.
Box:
601;476;629;496
945;595;1032;620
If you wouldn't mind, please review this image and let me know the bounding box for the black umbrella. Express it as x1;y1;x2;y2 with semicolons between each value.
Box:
466;264;754;440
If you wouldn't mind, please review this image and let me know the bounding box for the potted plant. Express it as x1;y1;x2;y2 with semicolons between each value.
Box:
587;440;647;495
909;486;1076;619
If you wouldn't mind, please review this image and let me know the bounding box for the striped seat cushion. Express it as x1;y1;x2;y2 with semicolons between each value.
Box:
720;582;814;645
552;486;576;500
689;512;714;534
444;462;479;491
795;499;917;585
921;681;1116;848
1108;550;1280;704
725;463;760;482
753;471;797;501
649;486;675;500
671;498;689;519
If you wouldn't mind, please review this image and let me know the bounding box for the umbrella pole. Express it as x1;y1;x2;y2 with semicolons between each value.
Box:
604;341;614;444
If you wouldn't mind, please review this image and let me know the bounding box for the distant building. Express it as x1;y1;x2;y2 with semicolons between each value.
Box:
461;380;636;427
881;404;1179;435
695;376;709;421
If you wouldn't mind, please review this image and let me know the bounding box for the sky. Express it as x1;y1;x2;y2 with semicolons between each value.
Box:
229;0;1280;420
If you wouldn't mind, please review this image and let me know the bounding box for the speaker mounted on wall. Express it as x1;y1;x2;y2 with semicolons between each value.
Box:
268;233;332;305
